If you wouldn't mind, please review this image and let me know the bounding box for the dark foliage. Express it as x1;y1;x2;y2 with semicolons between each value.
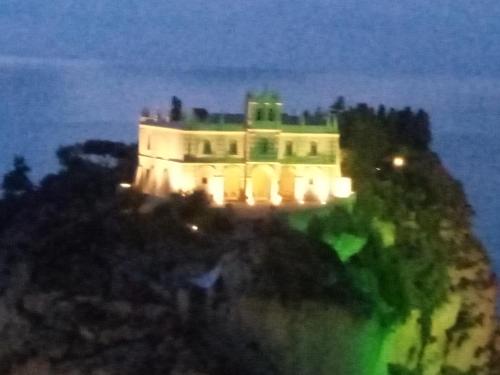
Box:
170;95;183;121
1;156;33;199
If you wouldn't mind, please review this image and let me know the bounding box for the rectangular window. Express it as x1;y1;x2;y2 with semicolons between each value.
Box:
203;140;212;154
285;141;293;156
310;142;318;156
257;138;269;154
229;141;238;155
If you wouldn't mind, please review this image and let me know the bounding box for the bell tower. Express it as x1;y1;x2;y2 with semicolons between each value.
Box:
246;91;282;129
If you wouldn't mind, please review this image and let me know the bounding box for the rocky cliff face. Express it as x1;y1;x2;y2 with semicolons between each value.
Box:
220;231;497;375
0;202;496;375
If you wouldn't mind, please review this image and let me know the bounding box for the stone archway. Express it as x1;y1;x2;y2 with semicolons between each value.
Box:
157;168;170;197
144;167;156;195
224;166;243;201
195;165;216;193
251;165;273;202
279;166;295;202
304;166;329;203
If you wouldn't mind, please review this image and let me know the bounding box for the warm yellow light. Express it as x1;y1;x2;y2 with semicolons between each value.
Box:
393;156;405;168
119;182;132;189
189;224;199;232
333;177;352;198
247;196;255;206
298;200;305;205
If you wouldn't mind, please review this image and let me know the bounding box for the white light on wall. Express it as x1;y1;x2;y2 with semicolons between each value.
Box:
211;175;225;206
247;196;255;206
119;182;132;189
314;180;329;204
271;194;282;206
189;224;199;232
333;177;352;198
294;176;306;204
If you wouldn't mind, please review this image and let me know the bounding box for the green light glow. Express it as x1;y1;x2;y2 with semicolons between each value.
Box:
323;232;367;262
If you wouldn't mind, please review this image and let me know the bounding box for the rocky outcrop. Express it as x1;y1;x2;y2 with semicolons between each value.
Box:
0;166;496;375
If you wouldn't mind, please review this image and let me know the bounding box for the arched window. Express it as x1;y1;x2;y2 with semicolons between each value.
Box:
269;108;275;121
285;141;293;156
203;140;212;155
256;108;263;121
310;142;318;156
229;140;238;155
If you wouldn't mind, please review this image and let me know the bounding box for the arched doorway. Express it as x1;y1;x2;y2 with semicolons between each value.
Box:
280;167;295;202
144;167;156;195
157;168;170;197
195;165;216;193
251;165;273;202
224;166;243;201
304;167;328;202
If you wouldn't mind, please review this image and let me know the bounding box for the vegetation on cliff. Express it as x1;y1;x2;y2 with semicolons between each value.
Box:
286;101;497;374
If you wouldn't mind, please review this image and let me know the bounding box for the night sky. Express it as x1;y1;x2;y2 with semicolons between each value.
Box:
1;0;500;76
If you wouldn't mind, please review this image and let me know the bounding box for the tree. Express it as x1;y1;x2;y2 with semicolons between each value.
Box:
141;107;151;117
330;96;346;114
376;105;386;120
413;109;431;150
170;96;183;121
2;156;33;199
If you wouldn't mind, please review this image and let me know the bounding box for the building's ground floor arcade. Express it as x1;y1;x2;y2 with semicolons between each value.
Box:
136;157;351;205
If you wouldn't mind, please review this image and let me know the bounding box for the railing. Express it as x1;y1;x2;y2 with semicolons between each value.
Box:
140;118;339;134
182;155;245;163
280;154;336;164
281;124;338;134
249;149;279;162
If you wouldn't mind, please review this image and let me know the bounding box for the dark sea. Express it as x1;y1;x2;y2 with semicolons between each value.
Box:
0;62;499;273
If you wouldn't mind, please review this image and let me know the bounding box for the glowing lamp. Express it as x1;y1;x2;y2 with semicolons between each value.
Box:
333;177;352;199
119;182;132;189
189;224;199;232
393;156;405;168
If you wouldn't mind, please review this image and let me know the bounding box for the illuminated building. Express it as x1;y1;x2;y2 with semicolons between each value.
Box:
135;92;349;205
